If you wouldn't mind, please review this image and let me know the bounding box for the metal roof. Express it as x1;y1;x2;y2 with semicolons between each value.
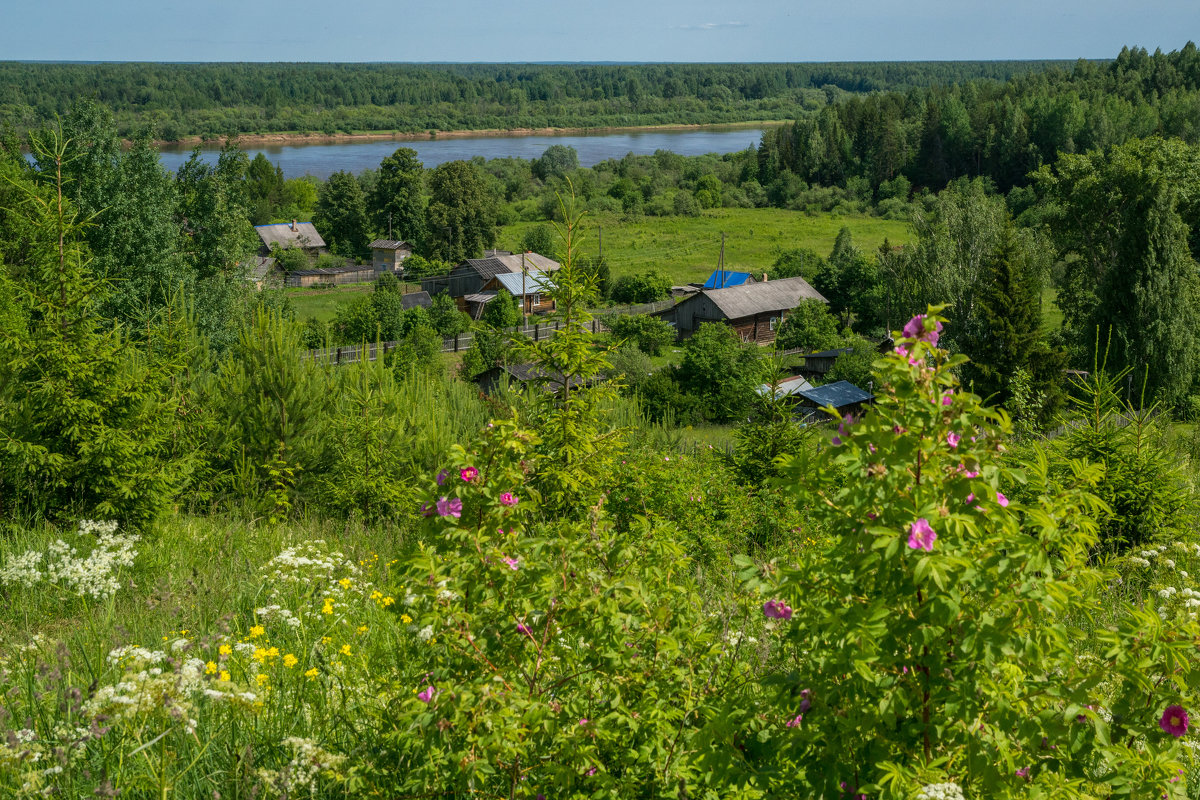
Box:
700;276;826;319
456;252;561;280
255;222;326;250
703;269;754;289
368;239;413;250
493;269;553;296
756;375;814;399
796;380;874;409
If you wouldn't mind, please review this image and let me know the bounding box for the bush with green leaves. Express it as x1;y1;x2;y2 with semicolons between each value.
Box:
481;287;521;328
775;298;842;353
609;270;671;304
605;312;676;356
678;322;763;423
732;309;1200;798
373;417;759;797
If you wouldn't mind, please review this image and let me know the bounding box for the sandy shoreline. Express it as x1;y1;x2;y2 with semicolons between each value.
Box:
153;120;784;149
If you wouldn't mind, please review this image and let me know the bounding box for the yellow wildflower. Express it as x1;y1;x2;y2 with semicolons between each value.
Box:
400;614;413;624
322;599;335;615
252;646;280;663
338;577;352;589
205;661;218;675
219;670;231;682
249;625;265;639
256;673;269;687
357;625;368;634
340;644;352;656
321;636;332;645
283;654;299;668
219;644;232;657
304;667;319;679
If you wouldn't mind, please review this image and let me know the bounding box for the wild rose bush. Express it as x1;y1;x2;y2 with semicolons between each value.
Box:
372;416;767;798
736;309;1200;798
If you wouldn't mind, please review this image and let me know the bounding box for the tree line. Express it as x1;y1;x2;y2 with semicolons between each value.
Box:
0;60;1068;140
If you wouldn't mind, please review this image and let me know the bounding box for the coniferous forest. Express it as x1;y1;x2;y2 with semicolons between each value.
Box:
2;44;1200;799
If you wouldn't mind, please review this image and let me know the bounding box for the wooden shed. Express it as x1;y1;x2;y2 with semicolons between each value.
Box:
369;239;413;274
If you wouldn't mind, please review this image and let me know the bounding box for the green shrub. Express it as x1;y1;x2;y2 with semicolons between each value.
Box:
609;270;671;304
605;313;676;355
731;309;1200;797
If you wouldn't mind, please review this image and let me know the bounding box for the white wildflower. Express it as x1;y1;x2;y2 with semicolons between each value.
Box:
917;783;964;800
417;625;434;642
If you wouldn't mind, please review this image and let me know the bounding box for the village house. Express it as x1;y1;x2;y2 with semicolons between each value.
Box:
369;239;413;274
657;275;826;345
421;252;560;306
255;220;327;258
478;269;556;316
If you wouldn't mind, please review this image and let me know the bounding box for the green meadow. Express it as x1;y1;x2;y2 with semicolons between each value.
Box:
498;208;913;285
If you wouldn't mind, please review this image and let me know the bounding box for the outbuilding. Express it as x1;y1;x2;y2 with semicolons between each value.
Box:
369;239;414;274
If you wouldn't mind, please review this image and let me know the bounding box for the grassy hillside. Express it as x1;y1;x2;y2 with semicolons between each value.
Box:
498;208;912;286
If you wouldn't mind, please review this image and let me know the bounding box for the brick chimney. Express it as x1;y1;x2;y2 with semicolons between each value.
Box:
761;272;768;282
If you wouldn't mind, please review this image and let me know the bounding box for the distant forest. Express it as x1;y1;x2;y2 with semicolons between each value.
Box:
0;60;1072;140
755;43;1200;195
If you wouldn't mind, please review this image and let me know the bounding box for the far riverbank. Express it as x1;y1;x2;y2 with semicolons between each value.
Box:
150;120;786;149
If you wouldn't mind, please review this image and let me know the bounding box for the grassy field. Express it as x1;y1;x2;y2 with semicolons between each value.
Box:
498;208;913;285
285;209;911;323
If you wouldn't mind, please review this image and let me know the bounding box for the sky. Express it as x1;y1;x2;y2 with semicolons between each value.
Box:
3;0;1198;63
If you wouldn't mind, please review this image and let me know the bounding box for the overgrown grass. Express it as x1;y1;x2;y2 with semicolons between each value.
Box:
286;284;373;323
500;207;913;285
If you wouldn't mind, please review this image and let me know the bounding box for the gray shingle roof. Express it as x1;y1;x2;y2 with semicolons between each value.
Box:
704;276;826;319
368;239;413;250
255;222;326;250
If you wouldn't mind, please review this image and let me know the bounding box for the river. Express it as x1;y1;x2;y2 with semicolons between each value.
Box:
156;126;767;179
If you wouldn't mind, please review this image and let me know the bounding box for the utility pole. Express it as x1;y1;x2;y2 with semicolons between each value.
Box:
598;225;603;260
388;212;393;239
719;231;726;288
521;250;528;327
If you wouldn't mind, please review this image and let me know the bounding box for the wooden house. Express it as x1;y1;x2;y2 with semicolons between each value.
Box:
421;252;560;304
369;239;413;274
255;220;327;258
657;276;826;345
481;269;556;315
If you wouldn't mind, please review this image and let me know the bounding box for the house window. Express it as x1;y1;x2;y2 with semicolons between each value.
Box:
769;316;781;330
531;293;540;306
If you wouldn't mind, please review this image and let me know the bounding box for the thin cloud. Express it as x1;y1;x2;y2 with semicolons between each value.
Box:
673;21;749;31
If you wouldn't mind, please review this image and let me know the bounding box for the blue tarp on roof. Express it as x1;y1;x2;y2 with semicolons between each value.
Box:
796;380;874;409
702;270;754;289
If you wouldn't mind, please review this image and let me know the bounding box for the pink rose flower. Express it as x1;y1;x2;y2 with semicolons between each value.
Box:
436;497;462;518
907;518;937;552
460;466;479;482
996;491;1009;507
499;492;519;507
